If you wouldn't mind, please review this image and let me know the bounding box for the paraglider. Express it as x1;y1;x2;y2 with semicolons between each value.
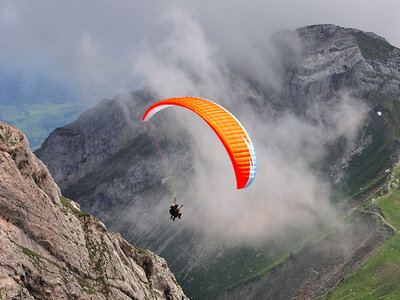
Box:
143;97;257;221
143;97;257;189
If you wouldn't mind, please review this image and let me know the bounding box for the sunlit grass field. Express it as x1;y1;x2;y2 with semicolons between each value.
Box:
325;167;400;299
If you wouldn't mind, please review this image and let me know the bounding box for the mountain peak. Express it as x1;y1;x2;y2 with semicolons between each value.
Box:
297;24;389;43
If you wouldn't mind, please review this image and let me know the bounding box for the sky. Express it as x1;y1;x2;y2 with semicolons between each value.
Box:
0;0;399;104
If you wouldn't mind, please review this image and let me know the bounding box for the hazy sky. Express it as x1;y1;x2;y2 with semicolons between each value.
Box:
0;0;399;103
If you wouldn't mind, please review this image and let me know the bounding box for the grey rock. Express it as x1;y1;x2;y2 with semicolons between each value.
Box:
0;121;188;300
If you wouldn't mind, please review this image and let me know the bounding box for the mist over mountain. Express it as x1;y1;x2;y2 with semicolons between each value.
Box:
36;24;400;299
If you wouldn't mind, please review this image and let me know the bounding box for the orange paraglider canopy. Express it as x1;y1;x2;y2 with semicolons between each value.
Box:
143;97;256;189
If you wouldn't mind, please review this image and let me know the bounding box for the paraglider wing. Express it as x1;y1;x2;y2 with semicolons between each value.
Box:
143;97;257;189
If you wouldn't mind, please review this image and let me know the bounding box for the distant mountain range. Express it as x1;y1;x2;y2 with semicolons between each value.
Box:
0;69;82;150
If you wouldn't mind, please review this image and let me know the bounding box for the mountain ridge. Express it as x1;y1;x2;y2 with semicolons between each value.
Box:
35;24;400;299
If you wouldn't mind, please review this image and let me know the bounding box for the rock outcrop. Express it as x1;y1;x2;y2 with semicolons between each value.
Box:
0;121;187;299
285;25;400;112
34;89;155;192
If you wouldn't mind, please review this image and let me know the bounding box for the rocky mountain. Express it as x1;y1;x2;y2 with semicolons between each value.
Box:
35;24;400;299
0;121;187;299
284;25;399;111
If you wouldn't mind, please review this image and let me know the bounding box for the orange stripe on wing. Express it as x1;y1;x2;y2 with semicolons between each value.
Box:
143;97;255;189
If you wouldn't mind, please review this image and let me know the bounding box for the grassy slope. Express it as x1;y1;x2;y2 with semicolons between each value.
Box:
187;226;334;299
324;236;400;299
354;31;398;62
186;241;301;299
333;119;392;202
322;38;400;298
0;102;80;150
186;111;397;299
324;166;400;299
322;46;400;299
335;92;400;202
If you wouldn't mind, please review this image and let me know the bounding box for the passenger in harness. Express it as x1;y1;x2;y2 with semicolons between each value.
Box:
169;196;182;221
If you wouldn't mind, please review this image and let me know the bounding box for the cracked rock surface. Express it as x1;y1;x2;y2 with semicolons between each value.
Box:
0;121;187;300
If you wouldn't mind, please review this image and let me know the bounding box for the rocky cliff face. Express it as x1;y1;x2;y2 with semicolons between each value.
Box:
0;121;187;300
262;24;400;188
286;25;400;112
35;89;156;192
35;24;400;299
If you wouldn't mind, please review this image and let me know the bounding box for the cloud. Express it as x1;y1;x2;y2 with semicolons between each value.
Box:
131;8;370;245
0;0;399;104
178;95;368;245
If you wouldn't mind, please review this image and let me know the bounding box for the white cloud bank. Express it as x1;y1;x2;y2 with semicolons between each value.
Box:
132;7;369;244
0;0;398;103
